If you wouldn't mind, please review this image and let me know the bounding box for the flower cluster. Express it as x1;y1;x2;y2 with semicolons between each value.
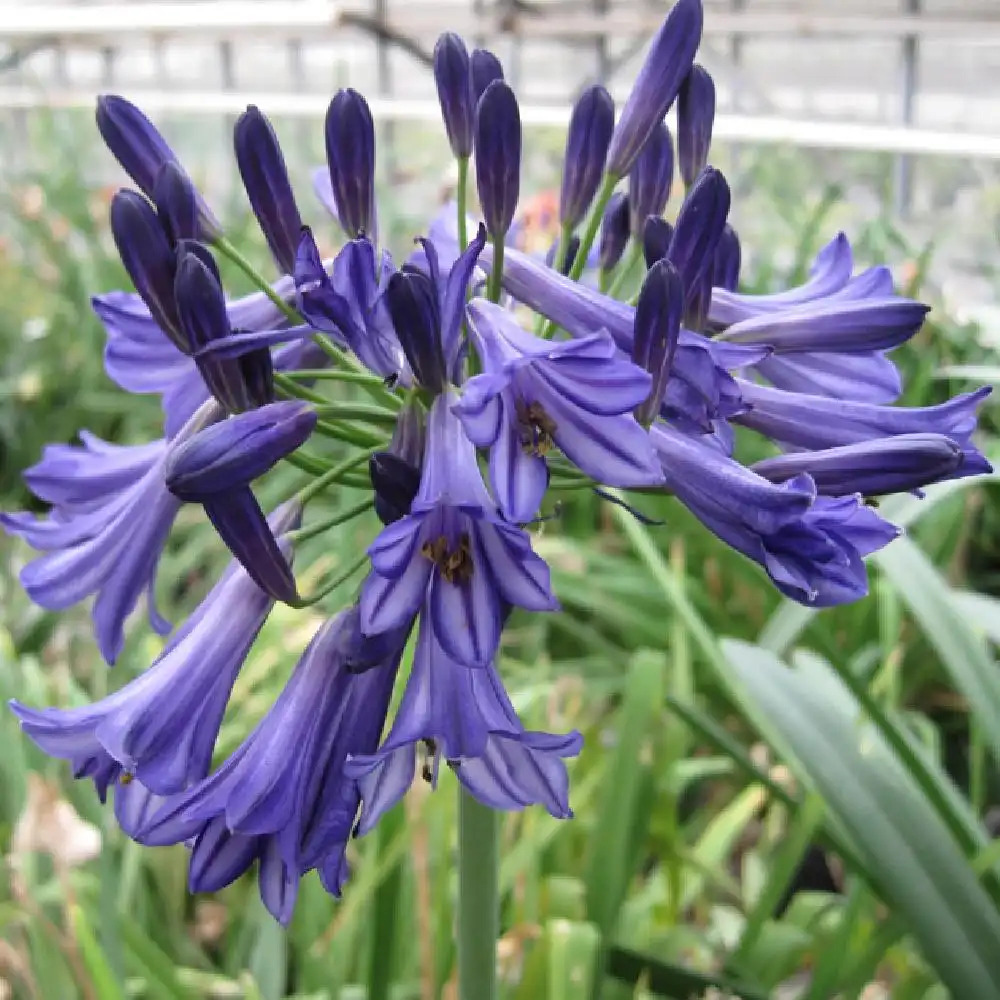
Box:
5;0;990;922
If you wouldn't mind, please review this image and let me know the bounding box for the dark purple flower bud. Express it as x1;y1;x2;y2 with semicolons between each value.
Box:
678;65;716;188
386;270;446;394
643;216;673;268
202;490;300;605
97;95;220;238
667;166;731;311
628;121;674;236
475;80;521;239
370;399;425;525
153;161;200;244
713;223;741;292
434;33;474;159
165;401;316;500
545;234;581;276
752;433;965;497
605;0;703;177
370;452;423;526
234;105;303;275
633;258;683;424
325;88;376;241
96;95;179;201
559;85;615;231
471;48;504;104
109;189;185;351
175;250;270;412
598;191;630;272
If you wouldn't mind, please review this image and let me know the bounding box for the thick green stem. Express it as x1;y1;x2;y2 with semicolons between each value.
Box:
457;157;470;251
457;791;499;1000
487;237;505;304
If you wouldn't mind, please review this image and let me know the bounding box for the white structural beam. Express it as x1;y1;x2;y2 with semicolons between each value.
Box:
1;86;997;160
0;2;998;43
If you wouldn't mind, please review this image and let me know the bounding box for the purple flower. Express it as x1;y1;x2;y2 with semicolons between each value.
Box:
752;433;972;496
677;65;716;188
360;393;558;668
346;607;583;834
605;0;703;177
735;380;992;479
0;423;203;663
474;240;766;431
434;33;475;158
294;229;406;381
599;191;631;272
96;95;219;238
10;524;290;822
134;608;404;923
470;48;505;103
628;121;674;237
391;225;488;386
325;88;377;242
235;105;303;275
650;423;899;605
708;234;912;402
165;405;312;604
560;85;616;231
454;299;662;521
475;80;521;239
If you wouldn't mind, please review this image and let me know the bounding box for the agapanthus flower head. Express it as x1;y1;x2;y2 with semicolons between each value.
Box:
97;95;219;239
470;47;505;103
360;392;558;667
599;191;631;272
235;105;303;275
628;121;674;237
455;298;663;522
434;32;475;159
346;605;582;834
475;80;522;240
677;65;716;188
605;0;703;178
325;88;377;241
134;607;405;923
559;84;616;231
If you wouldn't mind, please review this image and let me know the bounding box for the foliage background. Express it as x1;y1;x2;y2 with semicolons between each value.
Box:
1;106;1000;999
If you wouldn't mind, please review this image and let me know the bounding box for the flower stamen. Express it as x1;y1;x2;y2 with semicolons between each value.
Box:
516;399;557;456
421;533;474;584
